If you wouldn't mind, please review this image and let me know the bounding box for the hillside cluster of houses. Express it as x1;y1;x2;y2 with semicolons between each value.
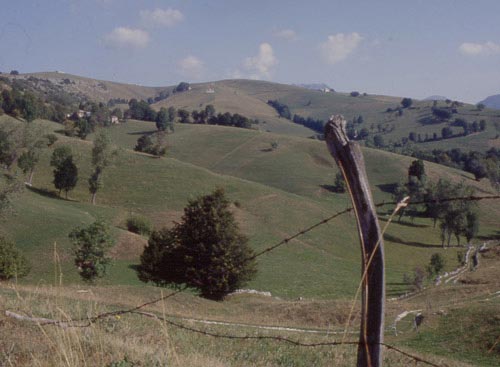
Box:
67;110;120;124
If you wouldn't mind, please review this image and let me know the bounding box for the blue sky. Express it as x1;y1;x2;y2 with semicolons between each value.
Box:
1;0;499;102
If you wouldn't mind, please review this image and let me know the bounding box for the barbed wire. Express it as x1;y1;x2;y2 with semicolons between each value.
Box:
26;307;442;367
10;194;498;367
36;194;498;327
251;194;500;260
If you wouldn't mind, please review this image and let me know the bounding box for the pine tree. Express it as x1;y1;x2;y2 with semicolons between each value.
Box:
138;189;256;300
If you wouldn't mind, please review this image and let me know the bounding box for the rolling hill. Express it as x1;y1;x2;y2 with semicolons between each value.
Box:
480;94;500;110
7;73;500;152
1;81;499;366
1;114;498;300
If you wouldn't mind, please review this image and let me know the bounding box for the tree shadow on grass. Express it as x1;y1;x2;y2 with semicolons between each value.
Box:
376;183;398;194
26;186;74;202
477;231;500;241
128;264;140;272
127;130;156;136
384;233;442;248
378;216;428;228
320;184;345;193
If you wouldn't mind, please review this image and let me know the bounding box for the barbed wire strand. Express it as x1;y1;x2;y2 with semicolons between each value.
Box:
37;194;499;328
342;196;410;345
19;194;498;366
94;308;448;366
251;194;500;260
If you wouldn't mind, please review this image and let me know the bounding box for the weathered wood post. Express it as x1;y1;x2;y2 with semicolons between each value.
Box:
324;115;385;367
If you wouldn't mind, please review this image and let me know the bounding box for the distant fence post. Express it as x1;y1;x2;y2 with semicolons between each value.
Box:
324;115;385;367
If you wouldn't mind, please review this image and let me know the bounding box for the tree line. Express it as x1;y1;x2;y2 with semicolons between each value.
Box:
393;159;480;247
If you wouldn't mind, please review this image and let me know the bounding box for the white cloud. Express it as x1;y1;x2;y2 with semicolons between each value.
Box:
274;29;298;41
178;56;204;79
243;43;278;79
140;8;184;28
103;27;149;49
459;41;500;56
320;32;363;65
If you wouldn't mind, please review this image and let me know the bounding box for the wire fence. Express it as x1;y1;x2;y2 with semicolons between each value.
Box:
11;194;500;367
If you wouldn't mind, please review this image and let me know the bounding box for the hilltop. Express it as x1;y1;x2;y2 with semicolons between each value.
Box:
5;71;164;104
4;72;500;152
480;94;500;110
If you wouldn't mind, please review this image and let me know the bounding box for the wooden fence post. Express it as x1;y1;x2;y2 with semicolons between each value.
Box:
324;115;385;367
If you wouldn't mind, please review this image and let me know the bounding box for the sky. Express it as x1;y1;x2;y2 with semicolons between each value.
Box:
1;0;499;103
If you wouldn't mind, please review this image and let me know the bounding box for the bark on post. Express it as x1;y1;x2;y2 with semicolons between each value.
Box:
324;115;385;367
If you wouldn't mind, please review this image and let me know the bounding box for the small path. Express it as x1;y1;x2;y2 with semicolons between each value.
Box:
210;133;261;170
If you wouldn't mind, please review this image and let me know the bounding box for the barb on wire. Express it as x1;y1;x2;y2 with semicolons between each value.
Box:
90;309;445;367
38;287;186;327
249;206;354;260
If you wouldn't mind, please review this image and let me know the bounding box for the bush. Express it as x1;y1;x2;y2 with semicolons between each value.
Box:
69;219;114;282
45;133;58;147
137;188;256;300
126;215;152;235
350;91;360;97
403;267;425;291
401;97;413;108
0;237;30;280
427;253;445;276
332;172;346;193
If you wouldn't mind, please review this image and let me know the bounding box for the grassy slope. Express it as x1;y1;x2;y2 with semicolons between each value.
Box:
2;116;498;299
1;116;499;366
1;245;498;366
152;80;316;137
151;79;500;150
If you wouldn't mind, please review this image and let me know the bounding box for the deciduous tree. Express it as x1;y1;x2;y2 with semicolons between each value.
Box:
69;219;114;282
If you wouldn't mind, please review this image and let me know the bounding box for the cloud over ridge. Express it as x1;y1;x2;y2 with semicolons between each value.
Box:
320;32;363;64
178;55;204;79
243;43;278;79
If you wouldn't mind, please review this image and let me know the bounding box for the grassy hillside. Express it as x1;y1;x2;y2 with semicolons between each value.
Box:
1;116;498;302
151;79;500;151
1;243;498;366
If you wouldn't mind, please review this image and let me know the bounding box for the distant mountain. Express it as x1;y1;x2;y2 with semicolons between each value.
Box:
423;95;447;101
295;83;334;92
479;94;500;109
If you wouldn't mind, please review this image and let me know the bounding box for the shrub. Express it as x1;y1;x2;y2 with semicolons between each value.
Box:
332;172;346;193
45;133;58;147
350;91;360;97
427;253;445;276
126;215;152;235
403;267;425;291
0;237;30;280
